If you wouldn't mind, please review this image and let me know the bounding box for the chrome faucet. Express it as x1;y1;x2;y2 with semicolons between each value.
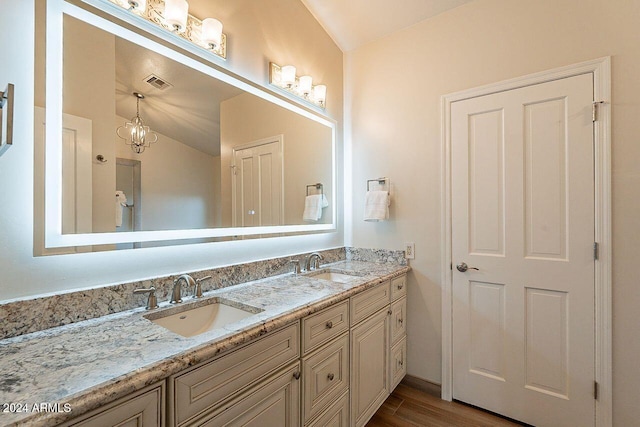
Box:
304;252;324;271
171;274;195;303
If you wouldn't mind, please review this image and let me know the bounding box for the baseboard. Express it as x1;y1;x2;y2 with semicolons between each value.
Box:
400;375;442;397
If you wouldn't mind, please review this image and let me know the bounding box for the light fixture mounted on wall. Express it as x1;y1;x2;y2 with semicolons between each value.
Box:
109;0;227;59
269;63;327;109
116;92;158;154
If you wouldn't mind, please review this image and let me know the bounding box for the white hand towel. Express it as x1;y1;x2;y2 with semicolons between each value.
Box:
364;190;390;222
115;190;127;227
303;194;329;222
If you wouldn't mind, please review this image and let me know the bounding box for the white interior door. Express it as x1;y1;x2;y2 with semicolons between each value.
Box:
232;136;283;227
35;107;92;254
451;73;595;426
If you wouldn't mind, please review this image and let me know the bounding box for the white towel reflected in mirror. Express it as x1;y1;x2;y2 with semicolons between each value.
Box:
115;190;127;227
303;194;329;222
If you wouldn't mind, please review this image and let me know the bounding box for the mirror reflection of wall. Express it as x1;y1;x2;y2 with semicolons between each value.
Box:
58;14;333;247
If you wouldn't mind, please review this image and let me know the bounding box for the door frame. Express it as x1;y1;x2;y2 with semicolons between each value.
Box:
440;57;611;426
231;134;285;228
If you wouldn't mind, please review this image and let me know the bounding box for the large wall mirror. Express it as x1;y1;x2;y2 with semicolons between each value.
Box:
43;0;336;250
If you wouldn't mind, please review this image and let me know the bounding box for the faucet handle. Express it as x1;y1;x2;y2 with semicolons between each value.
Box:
133;286;159;310
194;276;212;298
289;259;301;275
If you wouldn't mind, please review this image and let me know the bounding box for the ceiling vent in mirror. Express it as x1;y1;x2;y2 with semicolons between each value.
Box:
144;74;173;91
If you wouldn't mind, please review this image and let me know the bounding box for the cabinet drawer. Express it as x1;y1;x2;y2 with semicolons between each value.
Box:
302;333;349;423
307;391;349;427
350;281;390;326
390;275;407;301
60;383;164;427
172;323;299;426
390;336;407;392
389;296;407;345
195;362;301;427
302;300;349;355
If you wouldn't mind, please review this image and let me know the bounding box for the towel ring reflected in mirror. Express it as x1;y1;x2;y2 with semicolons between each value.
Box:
367;177;390;192
306;183;323;196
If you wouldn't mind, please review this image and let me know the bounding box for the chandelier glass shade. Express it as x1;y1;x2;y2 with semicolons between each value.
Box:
116;92;158;154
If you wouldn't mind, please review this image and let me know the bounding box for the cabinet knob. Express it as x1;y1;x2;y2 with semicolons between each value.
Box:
398;318;403;325
399;360;404;367
293;371;301;380
325;321;333;329
397;283;404;290
388;310;392;316
327;373;334;381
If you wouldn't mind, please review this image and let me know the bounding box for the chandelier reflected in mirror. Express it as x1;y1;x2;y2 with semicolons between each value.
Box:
116;92;158;153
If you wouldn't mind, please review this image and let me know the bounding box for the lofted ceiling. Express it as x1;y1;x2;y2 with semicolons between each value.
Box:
115;37;243;156
301;0;474;52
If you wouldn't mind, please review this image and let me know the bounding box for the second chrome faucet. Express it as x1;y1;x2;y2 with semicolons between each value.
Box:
171;274;212;303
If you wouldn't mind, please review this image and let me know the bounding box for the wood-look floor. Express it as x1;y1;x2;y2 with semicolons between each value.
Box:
366;384;525;427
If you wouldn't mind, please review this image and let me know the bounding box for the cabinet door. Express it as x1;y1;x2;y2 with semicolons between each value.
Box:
194;363;300;427
350;308;389;427
60;383;164;427
307;391;349;427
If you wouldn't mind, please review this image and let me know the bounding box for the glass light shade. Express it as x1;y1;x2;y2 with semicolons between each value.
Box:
165;0;189;33
202;18;223;48
299;75;313;95
313;84;327;104
281;65;296;87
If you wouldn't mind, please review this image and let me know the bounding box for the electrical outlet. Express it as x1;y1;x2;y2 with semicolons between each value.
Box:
405;242;415;259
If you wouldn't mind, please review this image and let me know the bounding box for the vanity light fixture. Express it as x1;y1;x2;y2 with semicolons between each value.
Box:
269;63;327;109
107;0;227;59
299;75;313;96
164;0;188;32
201;18;223;49
116;92;158;154
281;65;297;88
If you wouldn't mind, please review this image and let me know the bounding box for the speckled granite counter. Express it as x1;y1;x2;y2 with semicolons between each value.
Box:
0;260;409;426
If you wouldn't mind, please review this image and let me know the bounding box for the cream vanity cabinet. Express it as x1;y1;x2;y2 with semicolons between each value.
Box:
58;383;165;427
350;274;407;427
168;322;301;426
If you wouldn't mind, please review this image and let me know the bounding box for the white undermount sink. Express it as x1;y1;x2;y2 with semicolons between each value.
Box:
145;299;261;338
308;270;360;283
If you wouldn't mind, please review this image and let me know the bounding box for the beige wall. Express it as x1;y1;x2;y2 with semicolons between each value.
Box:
346;0;640;423
115;116;218;231
220;93;333;227
0;0;342;301
62;15;116;233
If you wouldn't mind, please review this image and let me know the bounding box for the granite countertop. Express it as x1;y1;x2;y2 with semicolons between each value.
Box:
0;260;409;426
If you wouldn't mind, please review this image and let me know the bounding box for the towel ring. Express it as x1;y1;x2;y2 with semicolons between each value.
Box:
306;183;323;196
367;177;389;192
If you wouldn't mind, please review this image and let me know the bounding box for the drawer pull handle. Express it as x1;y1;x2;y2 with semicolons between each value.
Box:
325;321;333;329
397;283;404;290
327;373;335;381
398;318;404;325
293;371;301;380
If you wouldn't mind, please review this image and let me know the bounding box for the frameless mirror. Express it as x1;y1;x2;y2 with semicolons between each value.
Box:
43;1;336;250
